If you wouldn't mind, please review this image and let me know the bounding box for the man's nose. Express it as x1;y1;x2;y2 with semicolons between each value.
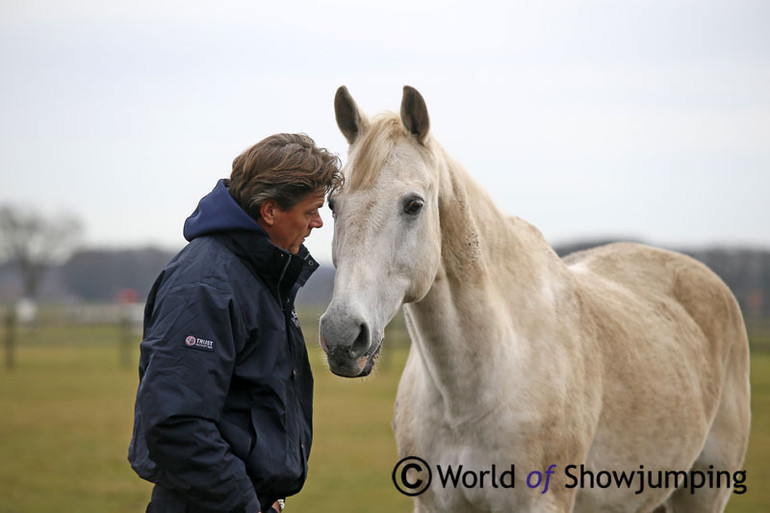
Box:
311;212;323;229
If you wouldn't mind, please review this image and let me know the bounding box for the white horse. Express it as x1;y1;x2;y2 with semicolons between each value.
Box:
319;86;750;512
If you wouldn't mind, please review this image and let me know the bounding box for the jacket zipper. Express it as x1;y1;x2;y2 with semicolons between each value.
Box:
277;252;311;487
276;255;292;307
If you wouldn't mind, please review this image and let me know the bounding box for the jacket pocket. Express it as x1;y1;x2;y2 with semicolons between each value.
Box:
217;409;253;461
246;403;309;496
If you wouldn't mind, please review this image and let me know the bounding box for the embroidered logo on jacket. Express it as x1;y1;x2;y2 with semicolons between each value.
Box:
184;335;215;352
291;309;301;328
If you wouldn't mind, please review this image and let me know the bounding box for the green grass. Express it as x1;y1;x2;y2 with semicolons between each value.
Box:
0;317;768;512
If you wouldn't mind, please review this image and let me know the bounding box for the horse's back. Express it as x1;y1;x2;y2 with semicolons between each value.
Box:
564;242;750;511
564;242;746;351
565;241;748;384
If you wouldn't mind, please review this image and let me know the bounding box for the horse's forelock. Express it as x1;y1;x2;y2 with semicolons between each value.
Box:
346;114;408;192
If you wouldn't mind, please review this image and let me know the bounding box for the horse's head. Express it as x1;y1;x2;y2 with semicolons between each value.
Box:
319;86;443;377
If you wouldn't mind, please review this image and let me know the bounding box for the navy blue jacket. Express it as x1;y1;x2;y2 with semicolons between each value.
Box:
129;180;317;513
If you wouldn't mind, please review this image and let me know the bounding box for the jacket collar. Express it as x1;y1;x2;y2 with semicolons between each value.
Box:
219;230;319;307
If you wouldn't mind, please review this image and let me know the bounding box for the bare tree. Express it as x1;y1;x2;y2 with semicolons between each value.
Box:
0;204;83;300
0;204;82;369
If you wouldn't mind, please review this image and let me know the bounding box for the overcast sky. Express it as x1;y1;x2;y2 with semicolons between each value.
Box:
1;0;768;263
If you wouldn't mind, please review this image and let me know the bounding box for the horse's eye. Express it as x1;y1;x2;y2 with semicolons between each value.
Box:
328;198;336;214
403;197;424;215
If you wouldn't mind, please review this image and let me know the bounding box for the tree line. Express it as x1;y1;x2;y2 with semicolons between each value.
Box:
1;205;769;315
0;243;768;316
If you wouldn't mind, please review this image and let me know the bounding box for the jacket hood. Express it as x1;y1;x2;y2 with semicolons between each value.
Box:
183;179;263;241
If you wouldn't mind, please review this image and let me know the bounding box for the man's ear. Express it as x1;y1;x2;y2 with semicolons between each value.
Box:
259;199;280;226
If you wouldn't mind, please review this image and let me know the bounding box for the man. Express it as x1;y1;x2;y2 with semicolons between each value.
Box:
128;133;343;513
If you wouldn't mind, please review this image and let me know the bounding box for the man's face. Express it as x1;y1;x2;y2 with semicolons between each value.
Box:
265;188;325;254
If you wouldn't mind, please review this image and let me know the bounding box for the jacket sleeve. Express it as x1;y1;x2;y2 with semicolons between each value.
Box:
136;282;261;513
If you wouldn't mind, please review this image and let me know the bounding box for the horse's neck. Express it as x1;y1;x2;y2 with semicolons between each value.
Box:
404;150;570;425
433;148;567;306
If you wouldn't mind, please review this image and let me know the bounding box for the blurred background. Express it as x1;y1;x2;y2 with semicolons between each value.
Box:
1;1;768;511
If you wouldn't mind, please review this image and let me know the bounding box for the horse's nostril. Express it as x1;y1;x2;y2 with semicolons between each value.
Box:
351;322;370;356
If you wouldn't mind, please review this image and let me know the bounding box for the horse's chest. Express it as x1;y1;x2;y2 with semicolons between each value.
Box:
422;443;516;512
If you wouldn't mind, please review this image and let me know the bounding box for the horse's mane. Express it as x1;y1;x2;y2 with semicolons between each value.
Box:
346;113;407;192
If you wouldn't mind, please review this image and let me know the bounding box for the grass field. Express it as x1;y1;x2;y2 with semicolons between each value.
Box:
0;314;768;512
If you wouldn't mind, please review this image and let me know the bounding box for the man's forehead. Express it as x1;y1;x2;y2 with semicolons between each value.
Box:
293;189;325;208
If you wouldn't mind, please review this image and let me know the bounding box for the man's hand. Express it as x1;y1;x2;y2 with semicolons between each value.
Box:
261;499;283;513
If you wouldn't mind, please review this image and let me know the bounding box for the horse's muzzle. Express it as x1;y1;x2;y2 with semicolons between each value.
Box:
319;309;380;378
325;342;381;378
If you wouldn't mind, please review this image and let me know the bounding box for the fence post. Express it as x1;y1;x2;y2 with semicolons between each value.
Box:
119;309;132;369
5;307;16;370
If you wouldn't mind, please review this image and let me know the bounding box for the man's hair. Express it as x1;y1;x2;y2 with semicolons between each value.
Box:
229;133;343;218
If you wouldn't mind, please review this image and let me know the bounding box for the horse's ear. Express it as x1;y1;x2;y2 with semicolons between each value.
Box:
335;86;367;145
400;85;430;144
